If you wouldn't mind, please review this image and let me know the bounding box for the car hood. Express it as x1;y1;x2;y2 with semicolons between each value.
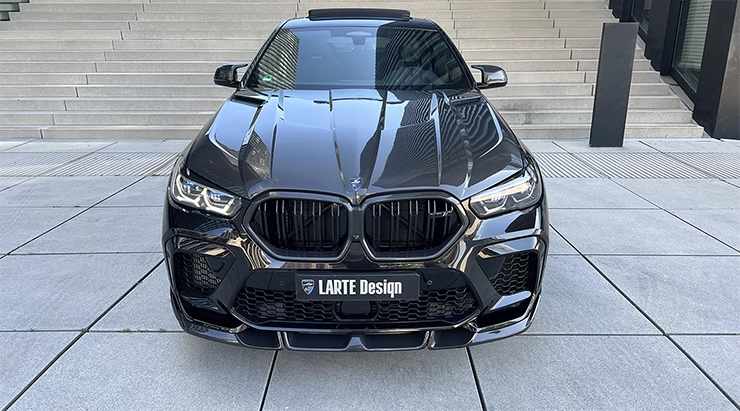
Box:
186;88;525;202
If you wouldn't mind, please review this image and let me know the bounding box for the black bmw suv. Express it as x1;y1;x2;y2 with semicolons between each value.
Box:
163;9;548;351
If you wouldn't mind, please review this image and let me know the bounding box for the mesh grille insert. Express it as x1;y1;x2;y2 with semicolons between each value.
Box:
232;280;478;329
174;253;221;295
492;252;537;295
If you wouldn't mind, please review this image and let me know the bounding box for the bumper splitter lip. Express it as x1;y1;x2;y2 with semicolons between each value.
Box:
173;291;540;351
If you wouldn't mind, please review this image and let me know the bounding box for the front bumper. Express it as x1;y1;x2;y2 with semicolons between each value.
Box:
163;192;548;351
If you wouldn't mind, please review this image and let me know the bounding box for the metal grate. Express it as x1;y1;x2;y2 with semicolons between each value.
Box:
151;158;178;176
47;152;179;176
250;199;349;258
533;152;604;178
0;152;87;177
573;152;712;179
667;153;740;179
364;199;462;256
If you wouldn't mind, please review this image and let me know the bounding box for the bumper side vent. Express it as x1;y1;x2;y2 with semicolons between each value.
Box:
174;252;221;295
491;252;538;295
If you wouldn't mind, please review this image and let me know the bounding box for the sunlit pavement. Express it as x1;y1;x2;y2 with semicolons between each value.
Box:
1;137;739;410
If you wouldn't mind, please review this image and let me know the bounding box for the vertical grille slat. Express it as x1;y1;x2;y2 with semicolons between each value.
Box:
364;198;461;257
251;196;461;259
250;198;348;257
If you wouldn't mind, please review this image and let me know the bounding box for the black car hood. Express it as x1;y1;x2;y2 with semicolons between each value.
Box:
186;88;524;202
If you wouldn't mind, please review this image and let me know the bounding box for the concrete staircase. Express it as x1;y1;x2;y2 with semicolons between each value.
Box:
0;0;704;139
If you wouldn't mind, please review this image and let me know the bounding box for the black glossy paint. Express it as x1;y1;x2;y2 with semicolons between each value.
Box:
187;88;524;202
163;12;548;351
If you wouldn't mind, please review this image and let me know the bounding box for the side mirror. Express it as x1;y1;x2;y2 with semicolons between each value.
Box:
471;65;508;89
214;63;248;88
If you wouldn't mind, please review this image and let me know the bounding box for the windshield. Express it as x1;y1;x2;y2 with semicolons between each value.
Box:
246;25;472;91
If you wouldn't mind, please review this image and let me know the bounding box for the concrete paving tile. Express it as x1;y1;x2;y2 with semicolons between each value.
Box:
4;140;113;153
10;333;273;411
0;177;28;191
549;209;737;255
98;176;169;207
0;207;83;254
0;254;162;330
546;178;655;209
471;336;736;411
0;176;139;207
555;139;656;152
590;256;740;333
642;138;740;153
671;209;740;250
94;265;179;331
521;140;566;152
0;332;77;408
0;140;33;151
673;335;740;404
17;206;163;253
528;256;658;334
100;139;190;153
615;179;740;210
548;229;578;255
263;349;481;411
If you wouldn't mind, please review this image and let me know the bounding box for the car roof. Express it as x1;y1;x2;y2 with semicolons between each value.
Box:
282;8;439;30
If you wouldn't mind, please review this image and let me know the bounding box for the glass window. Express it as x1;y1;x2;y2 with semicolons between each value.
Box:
672;0;712;92
247;26;471;91
632;0;652;32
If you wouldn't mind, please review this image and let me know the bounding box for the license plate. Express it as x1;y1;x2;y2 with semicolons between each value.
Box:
295;273;420;301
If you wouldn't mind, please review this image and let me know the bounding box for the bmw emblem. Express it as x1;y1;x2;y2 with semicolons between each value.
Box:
350;177;362;191
301;279;314;295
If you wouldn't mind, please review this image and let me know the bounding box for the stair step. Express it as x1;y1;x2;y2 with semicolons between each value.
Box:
0;61;98;72
121;30;275;40
458;38;566;49
450;1;604;10
9;11;138;20
0;74;88;85
0;29;123;40
511;124;705;139
76;85;232;98
0;20;130;29
94;61;226;73
296;2;451;12
20;3;144;12
51;111;214;125
0;0;702;139
0;51;106;61
39;126;202;139
454;28;559;38
0;39;114;50
499;109;693;124
454;19;555;29
490;96;684;110
0;98;68;110
112;39;266;50
86;73;212;85
0;85;78;97
63;98;225;111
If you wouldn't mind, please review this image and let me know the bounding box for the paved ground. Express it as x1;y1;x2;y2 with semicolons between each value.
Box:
1;137;739;411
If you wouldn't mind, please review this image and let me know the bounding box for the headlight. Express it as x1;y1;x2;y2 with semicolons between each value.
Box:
169;166;241;218
469;165;542;218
